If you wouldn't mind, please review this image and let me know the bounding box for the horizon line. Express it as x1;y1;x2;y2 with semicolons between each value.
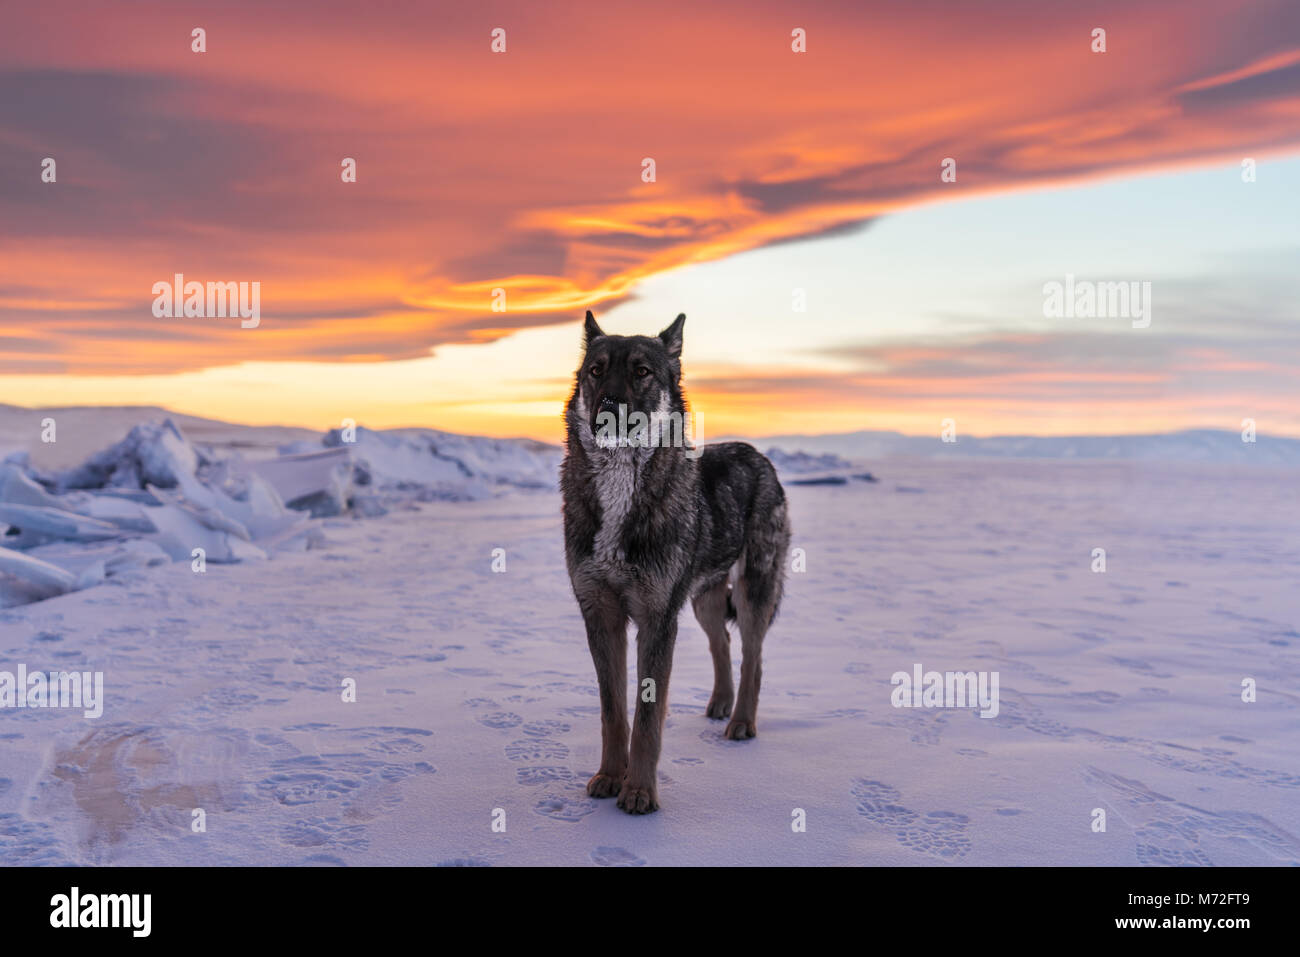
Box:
2;402;1294;445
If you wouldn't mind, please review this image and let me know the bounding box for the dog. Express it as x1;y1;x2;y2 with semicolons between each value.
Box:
561;311;791;813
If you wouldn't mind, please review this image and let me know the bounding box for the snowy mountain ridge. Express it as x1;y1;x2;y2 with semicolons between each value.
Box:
728;427;1300;465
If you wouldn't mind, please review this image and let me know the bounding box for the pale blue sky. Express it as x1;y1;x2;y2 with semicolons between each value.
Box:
610;156;1300;356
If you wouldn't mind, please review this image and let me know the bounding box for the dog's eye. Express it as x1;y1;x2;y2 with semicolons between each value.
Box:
635;366;651;378
589;364;604;378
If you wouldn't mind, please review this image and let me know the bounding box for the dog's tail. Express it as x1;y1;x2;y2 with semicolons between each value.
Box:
739;490;792;629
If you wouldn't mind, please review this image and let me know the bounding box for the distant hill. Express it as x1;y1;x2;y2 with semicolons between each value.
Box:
0;404;322;469
727;428;1300;466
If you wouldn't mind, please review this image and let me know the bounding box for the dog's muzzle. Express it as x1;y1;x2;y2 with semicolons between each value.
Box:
593;395;622;433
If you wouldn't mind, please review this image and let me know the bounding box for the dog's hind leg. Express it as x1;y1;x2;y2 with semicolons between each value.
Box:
725;502;791;741
580;589;629;799
725;571;765;741
691;580;734;719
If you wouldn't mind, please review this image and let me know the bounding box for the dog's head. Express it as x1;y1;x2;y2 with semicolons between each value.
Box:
566;311;686;452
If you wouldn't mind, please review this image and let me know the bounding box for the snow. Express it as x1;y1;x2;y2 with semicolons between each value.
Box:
0;407;1296;864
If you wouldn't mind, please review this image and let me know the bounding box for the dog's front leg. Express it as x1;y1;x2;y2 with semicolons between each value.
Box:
619;614;677;814
582;593;629;799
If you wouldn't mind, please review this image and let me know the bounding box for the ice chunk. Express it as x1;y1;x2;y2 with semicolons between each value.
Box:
145;501;267;563
0;503;125;544
104;538;171;572
249;447;352;517
56;418;200;490
146;484;252;541
321;426;562;496
0;465;159;536
0;464;64;508
76;495;158;533
26;538;170;578
0;545;77;597
180;470;308;542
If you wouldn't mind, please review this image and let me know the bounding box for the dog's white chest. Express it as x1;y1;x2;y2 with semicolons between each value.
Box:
591;454;641;564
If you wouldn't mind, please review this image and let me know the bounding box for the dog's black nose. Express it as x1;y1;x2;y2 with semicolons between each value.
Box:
599;396;622;414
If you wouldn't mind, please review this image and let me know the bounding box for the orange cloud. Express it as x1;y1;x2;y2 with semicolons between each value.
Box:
1;0;1299;441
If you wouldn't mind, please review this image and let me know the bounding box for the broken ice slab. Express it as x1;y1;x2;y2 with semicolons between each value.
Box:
0;503;125;545
76;495;158;533
145;500;267;563
172;469;309;542
0;464;159;535
54;418;200;490
25;538;170;579
141;466;311;545
248;447;352;516
0;544;77;599
322;425;562;490
145;484;252;541
0;463;65;509
80;488;161;505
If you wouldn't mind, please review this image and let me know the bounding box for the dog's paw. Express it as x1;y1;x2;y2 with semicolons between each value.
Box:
723;718;756;740
586;772;624;799
616;783;660;815
705;695;733;720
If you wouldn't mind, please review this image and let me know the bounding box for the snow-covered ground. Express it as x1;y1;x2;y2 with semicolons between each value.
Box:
1;410;1298;865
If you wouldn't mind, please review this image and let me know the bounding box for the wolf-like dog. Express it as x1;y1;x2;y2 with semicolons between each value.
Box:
561;311;791;814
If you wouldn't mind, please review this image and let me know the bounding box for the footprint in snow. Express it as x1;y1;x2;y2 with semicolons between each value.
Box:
521;720;571;738
364;737;426;754
504;739;569;762
478;712;522;729
280;817;369;851
534;795;598;822
850;778;972;860
591;846;646;867
515;766;579;786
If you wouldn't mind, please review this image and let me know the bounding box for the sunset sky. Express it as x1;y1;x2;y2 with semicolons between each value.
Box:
2;0;1299;440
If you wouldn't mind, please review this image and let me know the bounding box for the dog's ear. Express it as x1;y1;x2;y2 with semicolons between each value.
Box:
659;313;685;359
583;310;606;346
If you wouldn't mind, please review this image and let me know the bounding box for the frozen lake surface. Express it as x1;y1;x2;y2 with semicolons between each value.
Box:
2;458;1298;866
